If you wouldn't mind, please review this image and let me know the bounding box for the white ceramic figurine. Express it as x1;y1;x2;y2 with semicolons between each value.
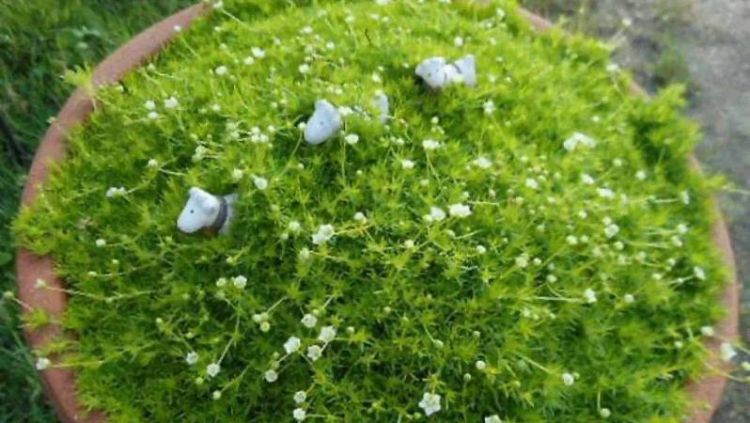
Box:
373;91;390;123
304;99;343;145
177;187;237;234
415;54;476;89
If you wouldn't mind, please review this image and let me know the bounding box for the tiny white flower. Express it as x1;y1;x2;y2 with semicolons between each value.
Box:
173;25;182;32
299;247;311;260
260;321;271;332
252;47;266;58
475;360;487;370
232;275;247;289
253;176;269;190
404;239;415;248
401;159;415;170
583;288;597;304
212;390;222;400
597;188;615;199
306;345;322;361
95;238;106;247
600;408;611;418
284;336;302;354
562;372;575;386
318;326;337;343
515;254;529;268
636;170;647;180
483;100;496;115
231;168;244;181
681;190;691;205
301;313;318;328
214;65;228;76
298;63;311;74
623;293;635;304
345;134;360;145
264;369;278;382
288;221;301;233
144;100;156;110
700;326;715;337
294;391;307;404
147;111;159;120
566;235;579;246
338;106;354;117
721;342;737;362
147;158;159;168
525;178;539;190
164;96;179;109
476;245;487;254
353;211;366;222
371;73;382;83
422;139;441;150
485;415;502;423
473;156;492;169
448;203;472;218
35;357;50;370
563;132;597;151
206;362;221;377
185;352;199;365
293;408;307;421
243;56;255;65
312;224;335;245
216;277;227;288
694;266;706;281
418;392;442;417
425;206;446;223
604;224;620;239
581;173;595;185
105;186;127;198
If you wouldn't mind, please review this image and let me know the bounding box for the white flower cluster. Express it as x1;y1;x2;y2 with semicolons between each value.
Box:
312;224;335;245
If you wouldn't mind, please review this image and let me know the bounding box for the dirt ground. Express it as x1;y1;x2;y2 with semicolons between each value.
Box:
526;0;750;420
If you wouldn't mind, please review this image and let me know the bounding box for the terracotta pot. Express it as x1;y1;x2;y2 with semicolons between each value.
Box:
16;4;739;423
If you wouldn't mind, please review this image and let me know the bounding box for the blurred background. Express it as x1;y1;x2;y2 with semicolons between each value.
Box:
1;1;747;421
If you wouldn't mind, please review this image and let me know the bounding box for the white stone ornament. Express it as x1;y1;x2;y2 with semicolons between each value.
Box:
304;99;343;145
415;55;476;89
177;187;237;234
373;91;390;123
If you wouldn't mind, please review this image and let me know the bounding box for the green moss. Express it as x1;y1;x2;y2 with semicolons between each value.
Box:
14;0;728;421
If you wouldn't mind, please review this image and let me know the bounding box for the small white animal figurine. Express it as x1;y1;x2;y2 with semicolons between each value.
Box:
415;54;477;89
373;91;390;124
177;187;237;234
304;99;343;145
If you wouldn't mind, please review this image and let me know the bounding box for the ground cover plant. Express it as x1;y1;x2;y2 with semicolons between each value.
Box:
13;0;737;421
0;1;193;421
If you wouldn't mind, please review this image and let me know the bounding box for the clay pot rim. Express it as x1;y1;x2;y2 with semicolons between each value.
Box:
16;4;739;423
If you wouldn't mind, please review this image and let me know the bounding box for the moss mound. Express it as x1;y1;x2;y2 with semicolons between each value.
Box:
15;0;728;421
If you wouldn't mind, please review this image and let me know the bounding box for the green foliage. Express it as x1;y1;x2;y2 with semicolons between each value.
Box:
0;1;194;422
14;0;728;422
